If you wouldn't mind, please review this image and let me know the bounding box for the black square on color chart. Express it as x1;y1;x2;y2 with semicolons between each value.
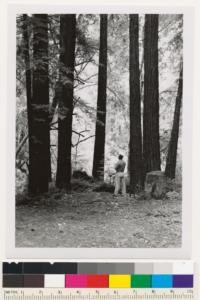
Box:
23;262;77;274
3;262;23;274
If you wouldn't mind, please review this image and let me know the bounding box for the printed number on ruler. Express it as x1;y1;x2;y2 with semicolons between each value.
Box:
2;288;194;299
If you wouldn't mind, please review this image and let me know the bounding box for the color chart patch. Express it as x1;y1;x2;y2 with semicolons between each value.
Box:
2;262;194;289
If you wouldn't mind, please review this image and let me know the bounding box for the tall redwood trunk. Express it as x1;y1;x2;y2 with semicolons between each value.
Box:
22;14;34;194
143;14;161;174
165;67;183;179
56;15;76;191
30;14;50;194
129;14;143;191
92;14;108;180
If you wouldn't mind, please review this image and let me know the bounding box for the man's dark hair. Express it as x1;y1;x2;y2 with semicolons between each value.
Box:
118;154;123;160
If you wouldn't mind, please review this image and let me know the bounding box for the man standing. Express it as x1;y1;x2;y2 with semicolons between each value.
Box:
114;154;126;196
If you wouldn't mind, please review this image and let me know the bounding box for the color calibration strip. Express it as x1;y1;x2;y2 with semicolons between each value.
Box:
2;262;194;289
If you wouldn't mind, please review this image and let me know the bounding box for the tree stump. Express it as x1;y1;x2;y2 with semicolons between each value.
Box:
145;171;166;199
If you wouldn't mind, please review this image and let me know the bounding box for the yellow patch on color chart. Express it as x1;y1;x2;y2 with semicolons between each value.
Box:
109;274;131;288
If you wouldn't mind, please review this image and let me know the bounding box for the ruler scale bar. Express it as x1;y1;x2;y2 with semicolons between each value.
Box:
2;288;195;300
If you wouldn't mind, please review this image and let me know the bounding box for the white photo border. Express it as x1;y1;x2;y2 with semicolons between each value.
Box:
7;3;194;259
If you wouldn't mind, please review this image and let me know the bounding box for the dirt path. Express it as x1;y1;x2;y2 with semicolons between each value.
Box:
16;192;181;248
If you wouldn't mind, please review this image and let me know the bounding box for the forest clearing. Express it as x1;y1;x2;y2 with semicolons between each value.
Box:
16;186;181;248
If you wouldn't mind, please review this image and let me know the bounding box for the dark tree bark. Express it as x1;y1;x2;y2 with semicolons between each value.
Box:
143;14;161;174
30;14;50;194
22;14;34;194
129;14;143;191
165;67;183;179
56;15;76;191
92;14;108;180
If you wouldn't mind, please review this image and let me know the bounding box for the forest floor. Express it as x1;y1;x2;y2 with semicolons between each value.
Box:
16;183;182;248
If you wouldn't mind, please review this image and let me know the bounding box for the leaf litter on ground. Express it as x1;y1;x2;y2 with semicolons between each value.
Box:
16;189;182;248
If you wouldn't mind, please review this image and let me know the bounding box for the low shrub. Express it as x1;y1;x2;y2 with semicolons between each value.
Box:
71;178;93;192
72;170;94;182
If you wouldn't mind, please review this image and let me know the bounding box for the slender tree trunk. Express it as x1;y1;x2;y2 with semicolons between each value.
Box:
165;67;183;179
143;14;161;174
56;15;76;191
49;81;62;123
31;14;50;194
140;18;145;99
92;14;108;180
22;14;35;194
129;14;143;191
